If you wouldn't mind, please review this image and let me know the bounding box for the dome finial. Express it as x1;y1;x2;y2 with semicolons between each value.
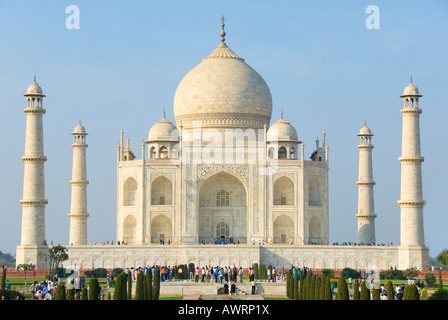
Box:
34;75;36;84
281;109;283;119
163;108;166;119
220;15;226;43
410;75;413;84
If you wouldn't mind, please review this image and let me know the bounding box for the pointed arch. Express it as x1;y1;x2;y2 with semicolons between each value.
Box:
123;214;137;244
273;176;295;205
273;214;294;243
308;177;322;206
151;175;173;205
198;171;247;243
151;214;173;244
309;215;322;244
123;177;137;206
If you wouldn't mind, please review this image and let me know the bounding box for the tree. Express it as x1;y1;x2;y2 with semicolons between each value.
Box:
38;245;69;281
146;270;153;300
67;286;75;300
113;273;124;300
340;268;360;279
55;284;66;300
314;276;321;300
403;267;420;279
127;272;133;300
135;271;144;300
360;280;370;300
81;287;88;300
17;263;35;286
88;278;100;300
253;263;259;280
319;274;326;300
372;288;380;300
1;268;6;289
324;274;332;300
335;277;349;300
153;268;160;300
353;278;360;300
304;271;313;300
322;269;334;278
403;284;419;300
436;249;448;269
386;281;395;301
298;270;305;300
310;273;316;300
425;272;436;286
293;269;299;300
286;269;293;299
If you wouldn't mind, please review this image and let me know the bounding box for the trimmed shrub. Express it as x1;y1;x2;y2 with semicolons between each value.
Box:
81;287;88;300
286;269;293;299
299;270;304;300
253;263;259;280
387;281;395;300
0;289;24;300
403;284;419;300
127;272;132;300
152;269;160;300
353;279;360;300
335;277;349;300
293;269;299;300
319;274;326;300
88;278;100;300
67;287;75;300
146;270;153;300
428;289;448;300
360;280;370;300
55;284;66;300
324;275;332;300
113;273;124;300
314;276;321;300
372;288;380;300
135;271;144;300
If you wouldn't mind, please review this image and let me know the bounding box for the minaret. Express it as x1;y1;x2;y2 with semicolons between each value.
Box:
398;78;425;246
68;121;89;245
19;77;48;247
356;123;376;244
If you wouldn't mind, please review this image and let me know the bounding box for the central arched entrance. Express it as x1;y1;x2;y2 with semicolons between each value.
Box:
198;171;247;243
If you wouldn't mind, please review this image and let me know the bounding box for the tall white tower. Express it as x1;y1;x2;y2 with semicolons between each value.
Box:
16;77;48;268
356;123;376;244
68;121;89;245
398;78;425;246
19;77;48;246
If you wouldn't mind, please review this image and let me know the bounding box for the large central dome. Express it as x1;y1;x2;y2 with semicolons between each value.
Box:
173;25;272;130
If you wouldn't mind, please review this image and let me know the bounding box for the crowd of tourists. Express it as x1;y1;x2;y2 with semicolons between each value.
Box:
27;277;86;300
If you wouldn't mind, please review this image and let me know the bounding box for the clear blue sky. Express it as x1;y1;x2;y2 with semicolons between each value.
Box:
0;1;446;259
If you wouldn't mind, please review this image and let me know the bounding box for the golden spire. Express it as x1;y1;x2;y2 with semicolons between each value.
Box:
220;15;226;43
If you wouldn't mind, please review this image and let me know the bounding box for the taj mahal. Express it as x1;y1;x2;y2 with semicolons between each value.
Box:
15;19;429;271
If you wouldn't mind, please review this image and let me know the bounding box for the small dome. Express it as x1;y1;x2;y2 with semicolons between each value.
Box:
25;77;45;96
73;122;87;134
148;115;178;141
267;116;298;141
401;78;422;97
358;124;373;136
